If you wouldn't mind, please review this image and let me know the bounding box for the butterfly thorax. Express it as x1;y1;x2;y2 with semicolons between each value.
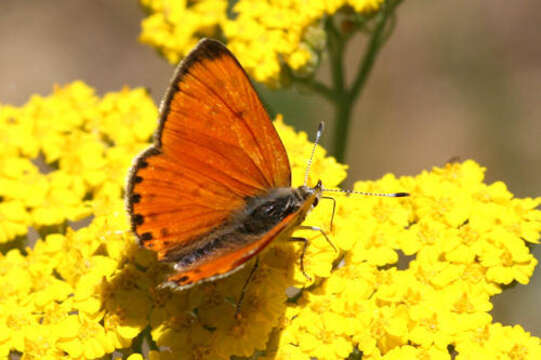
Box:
238;186;317;235
166;186;320;271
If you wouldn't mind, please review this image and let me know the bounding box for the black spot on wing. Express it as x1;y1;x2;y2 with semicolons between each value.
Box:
133;214;144;226
126;147;161;238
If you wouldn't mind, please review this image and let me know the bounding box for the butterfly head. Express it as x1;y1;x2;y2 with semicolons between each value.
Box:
296;179;323;209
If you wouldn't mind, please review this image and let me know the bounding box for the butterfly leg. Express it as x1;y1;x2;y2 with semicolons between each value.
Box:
235;257;260;318
288;237;312;281
297;225;338;252
319;196;337;231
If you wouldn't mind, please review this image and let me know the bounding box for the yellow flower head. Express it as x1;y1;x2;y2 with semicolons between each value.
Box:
138;0;384;86
1;83;540;359
139;0;228;64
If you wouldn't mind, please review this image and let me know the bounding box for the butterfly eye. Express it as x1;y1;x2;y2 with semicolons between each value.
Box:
313;197;319;207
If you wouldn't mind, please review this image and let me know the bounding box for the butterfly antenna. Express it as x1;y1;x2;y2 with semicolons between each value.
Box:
322;187;409;197
304;122;324;186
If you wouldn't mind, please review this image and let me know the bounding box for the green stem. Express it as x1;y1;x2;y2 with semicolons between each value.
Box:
325;16;349;161
335;1;402;163
349;1;393;101
333;92;353;163
290;1;402;163
325;17;345;94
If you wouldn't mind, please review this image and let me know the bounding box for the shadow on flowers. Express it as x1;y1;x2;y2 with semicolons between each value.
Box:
101;235;300;358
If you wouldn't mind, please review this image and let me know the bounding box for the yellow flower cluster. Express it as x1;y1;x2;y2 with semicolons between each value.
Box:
263;159;541;360
138;0;383;86
0;82;156;243
0;82;157;358
139;0;228;64
1;83;540;359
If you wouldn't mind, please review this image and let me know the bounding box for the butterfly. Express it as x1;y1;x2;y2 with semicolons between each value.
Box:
126;38;408;293
126;38;325;291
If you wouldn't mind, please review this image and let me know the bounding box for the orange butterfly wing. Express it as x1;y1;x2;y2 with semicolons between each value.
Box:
127;39;291;262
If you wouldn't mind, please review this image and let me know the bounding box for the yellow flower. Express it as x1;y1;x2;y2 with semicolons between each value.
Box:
56;315;115;359
127;354;144;360
0;200;32;243
101;265;153;348
0;322;10;358
19;324;67;360
0;82;156;241
381;345;450;360
456;323;541;360
31;170;91;226
139;0;228;64
93;87;157;146
3;302;37;352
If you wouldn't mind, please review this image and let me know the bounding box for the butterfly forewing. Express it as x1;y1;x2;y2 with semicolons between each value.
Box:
160;39;290;189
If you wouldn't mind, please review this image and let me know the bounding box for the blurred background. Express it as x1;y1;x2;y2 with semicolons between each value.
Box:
1;0;540;333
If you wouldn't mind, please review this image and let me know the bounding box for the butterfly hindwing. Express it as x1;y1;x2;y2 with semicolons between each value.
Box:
164;204;312;289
